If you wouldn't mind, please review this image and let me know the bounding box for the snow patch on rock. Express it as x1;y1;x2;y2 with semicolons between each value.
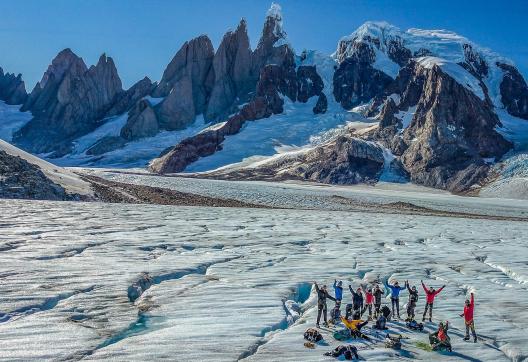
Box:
416;56;485;100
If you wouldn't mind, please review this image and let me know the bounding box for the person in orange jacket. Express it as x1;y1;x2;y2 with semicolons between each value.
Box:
429;321;451;352
460;292;477;343
421;280;445;322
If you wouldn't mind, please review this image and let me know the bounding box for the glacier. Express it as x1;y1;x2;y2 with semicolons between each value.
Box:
1;176;528;361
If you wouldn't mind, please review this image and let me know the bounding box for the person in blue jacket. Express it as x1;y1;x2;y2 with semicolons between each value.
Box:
386;280;406;319
331;280;344;322
333;280;343;304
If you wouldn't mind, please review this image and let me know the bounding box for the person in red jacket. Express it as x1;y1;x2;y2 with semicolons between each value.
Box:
460;292;477;343
421;280;445;322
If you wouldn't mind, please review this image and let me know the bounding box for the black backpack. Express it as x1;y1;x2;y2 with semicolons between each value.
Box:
343;345;358;360
385;334;402;350
381;305;391;318
304;328;323;342
407;320;424;331
330;305;341;321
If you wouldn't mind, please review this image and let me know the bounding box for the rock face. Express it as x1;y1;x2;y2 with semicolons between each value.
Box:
149;71;283;174
106;76;154;117
333;40;393;109
149;4;329;174
205;20;253;121
296;66;324;103
280;136;385;184
0;68;27;105
251;4;290;78
86;136;127;156
9;4;330;162
370;60;511;192
497;62;528;120
202;135;386;184
0;150;70;200
152;36;214;130
121;99;159;141
15;50;123;156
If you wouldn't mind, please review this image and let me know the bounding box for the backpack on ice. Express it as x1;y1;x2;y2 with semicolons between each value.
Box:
407;320;424;331
385;334;402;350
330;305;341;321
304;328;323;342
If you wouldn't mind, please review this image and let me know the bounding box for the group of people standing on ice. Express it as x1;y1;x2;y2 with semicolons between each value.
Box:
313;278;477;350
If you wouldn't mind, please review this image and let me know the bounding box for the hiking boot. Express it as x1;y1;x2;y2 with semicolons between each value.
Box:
463;336;470;341
323;322;329;328
474;337;477;343
316;323;320;328
422;317;426;322
428;318;432;322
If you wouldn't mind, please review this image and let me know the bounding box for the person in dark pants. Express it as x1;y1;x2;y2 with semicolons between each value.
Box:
386;281;406;319
331;280;344;323
421;280;445;322
460;292;477;343
348;285;364;317
405;280;418;321
373;284;384;318
361;287;374;320
314;282;335;327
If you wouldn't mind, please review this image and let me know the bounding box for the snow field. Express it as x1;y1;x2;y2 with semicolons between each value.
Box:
0;198;527;361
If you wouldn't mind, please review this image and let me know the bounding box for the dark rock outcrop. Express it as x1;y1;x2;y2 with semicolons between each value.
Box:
371;60;512;192
281;136;385;184
313;93;328;114
386;37;412;67
497;62;528;120
0;150;70;200
0;68;27;105
296;66;324;103
333;56;393;109
205;20;253;121
152;36;214;130
203;135;386;184
251;4;291;78
106;76;154;117
463;44;489;78
86;136;127;156
121;99;159;141
15;50;123;156
333;36;394;109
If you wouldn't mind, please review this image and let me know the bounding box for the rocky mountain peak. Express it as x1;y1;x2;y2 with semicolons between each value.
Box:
0;67;27;105
370;59;512;191
14;49;125;156
263;3;286;43
204;18;253;121
153;35;214;99
39;48;87;89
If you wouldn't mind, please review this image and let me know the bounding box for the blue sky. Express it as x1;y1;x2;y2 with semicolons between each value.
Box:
1;0;526;89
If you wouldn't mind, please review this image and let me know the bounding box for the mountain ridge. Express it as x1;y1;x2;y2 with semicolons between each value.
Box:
1;3;528;195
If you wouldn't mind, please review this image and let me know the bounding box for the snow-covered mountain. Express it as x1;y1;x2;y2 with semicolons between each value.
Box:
1;4;528;195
